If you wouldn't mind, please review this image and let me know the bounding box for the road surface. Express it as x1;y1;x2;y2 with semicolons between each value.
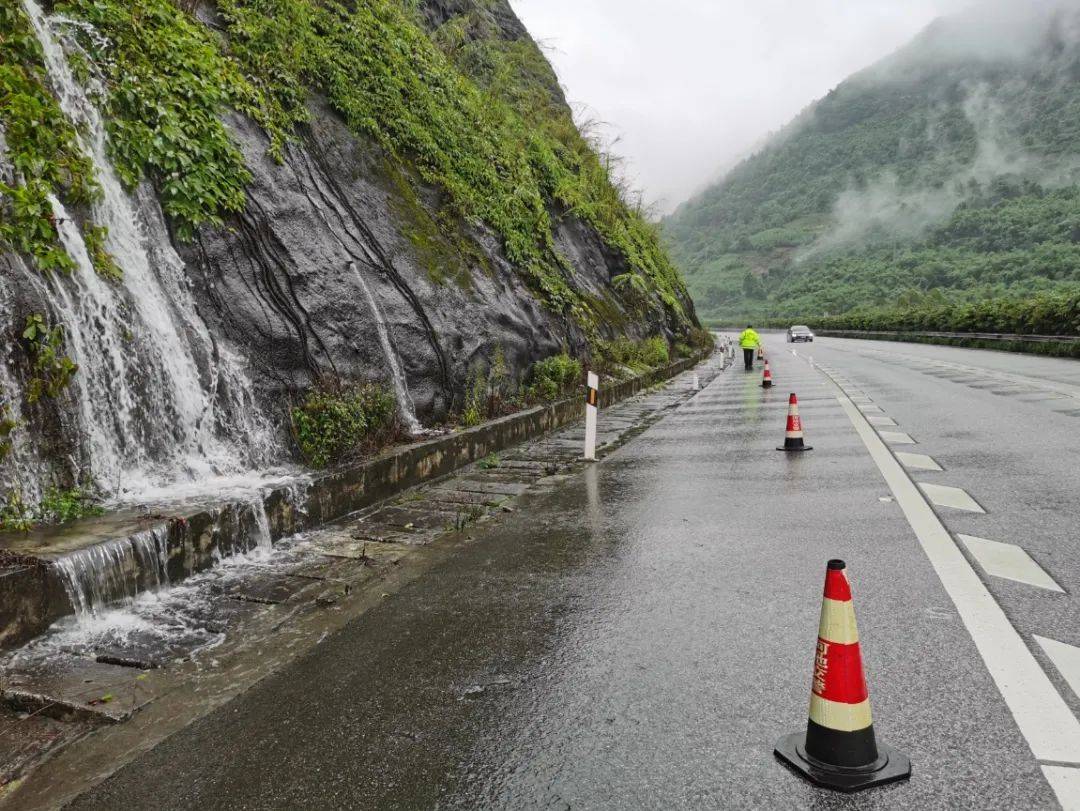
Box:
64;336;1080;808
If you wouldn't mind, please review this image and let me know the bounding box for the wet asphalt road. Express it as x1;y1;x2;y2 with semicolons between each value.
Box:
70;337;1079;809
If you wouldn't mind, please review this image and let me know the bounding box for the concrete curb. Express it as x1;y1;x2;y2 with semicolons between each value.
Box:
0;352;709;650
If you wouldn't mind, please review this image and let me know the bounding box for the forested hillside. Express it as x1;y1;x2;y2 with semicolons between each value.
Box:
664;1;1080;331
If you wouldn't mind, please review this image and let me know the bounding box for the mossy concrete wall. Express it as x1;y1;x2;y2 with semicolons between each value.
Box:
0;353;706;650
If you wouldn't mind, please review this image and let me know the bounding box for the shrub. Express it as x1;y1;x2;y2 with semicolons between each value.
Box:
528;353;582;401
460;346;518;427
290;383;399;468
638;336;670;368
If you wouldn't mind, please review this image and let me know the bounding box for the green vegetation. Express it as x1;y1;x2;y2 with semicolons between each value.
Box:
477;453;500;470
592;336;669;377
82;223;122;280
22;314;78;403
808;290;1080;336
665;8;1080;328
56;0;271;240
39;0;690;331
0;406;18;461
527;353;582;401
0;486;103;533
290;383;400;468
0;4;101;273
461;345;513;427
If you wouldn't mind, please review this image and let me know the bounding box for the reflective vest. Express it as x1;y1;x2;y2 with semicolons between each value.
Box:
739;329;761;349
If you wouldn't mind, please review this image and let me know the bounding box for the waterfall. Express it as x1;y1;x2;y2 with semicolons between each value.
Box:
349;262;422;434
51;525;170;619
249;496;272;552
12;0;277;504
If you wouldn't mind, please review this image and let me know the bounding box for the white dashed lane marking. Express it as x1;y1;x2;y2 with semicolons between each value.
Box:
959;535;1064;592
836;392;1080;770
918;482;985;513
1038;637;1080;701
1044;767;1080;811
818;354;1080;806
880;431;917;445
895;452;943;472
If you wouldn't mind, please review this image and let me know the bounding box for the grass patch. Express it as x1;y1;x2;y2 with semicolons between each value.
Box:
0;487;104;533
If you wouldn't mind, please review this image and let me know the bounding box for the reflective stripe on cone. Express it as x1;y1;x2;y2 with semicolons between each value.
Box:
774;560;912;792
778;393;812;452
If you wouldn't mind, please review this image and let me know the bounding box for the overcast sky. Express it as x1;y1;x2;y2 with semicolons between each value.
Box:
510;0;976;215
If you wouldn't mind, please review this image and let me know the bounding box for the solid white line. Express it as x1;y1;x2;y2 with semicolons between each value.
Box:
895;452;943;472
918;482;985;513
880;431;917;445
960;536;1064;592
1044;766;1080;811
1037;637;1080;700
837;394;1080;765
859;404;884;413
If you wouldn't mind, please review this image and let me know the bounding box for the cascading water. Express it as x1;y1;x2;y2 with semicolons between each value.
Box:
13;0;277;504
52;524;172;619
349;262;422;434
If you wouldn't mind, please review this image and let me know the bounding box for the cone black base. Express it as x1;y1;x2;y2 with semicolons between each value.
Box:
777;445;813;452
774;732;911;793
762;382;773;388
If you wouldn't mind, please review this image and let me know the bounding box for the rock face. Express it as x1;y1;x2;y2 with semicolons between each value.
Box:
0;0;697;506
185;99;609;421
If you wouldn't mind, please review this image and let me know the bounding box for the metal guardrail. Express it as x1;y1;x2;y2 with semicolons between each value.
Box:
817;329;1080;345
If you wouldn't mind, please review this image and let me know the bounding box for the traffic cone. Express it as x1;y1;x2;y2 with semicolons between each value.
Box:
775;560;911;792
777;393;812;452
762;361;774;389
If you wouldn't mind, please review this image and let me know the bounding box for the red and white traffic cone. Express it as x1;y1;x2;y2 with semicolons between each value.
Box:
762;361;774;389
777;393;812;452
775;560;911;792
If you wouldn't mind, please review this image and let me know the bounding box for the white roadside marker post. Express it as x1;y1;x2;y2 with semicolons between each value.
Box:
584;371;599;461
692;372;700;391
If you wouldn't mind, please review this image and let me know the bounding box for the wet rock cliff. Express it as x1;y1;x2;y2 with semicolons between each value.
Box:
0;0;698;508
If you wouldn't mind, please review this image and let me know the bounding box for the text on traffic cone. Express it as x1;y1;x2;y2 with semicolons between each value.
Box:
774;561;911;792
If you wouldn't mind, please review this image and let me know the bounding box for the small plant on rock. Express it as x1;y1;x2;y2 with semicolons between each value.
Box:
22;314;79;403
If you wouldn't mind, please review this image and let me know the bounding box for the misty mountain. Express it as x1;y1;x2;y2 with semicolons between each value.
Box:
664;0;1080;323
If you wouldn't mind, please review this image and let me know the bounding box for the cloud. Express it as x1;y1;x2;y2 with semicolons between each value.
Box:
510;0;977;214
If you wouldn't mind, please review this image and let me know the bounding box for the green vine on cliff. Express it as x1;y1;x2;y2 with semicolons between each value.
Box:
16;0;691;332
22;313;79;403
54;0;282;240
0;4;97;273
0;404;18;462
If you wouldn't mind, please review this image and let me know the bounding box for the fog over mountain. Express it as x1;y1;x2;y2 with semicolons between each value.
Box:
511;0;979;214
663;0;1080;322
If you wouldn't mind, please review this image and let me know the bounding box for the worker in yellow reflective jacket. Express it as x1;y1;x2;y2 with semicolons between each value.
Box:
739;325;761;371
